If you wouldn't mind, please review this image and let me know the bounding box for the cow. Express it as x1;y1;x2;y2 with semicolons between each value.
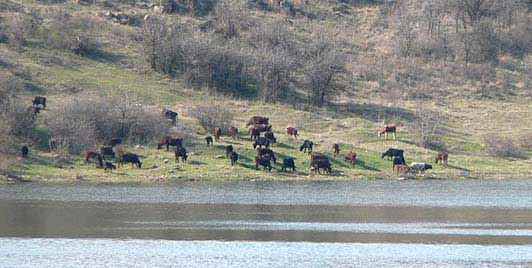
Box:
246;116;269;127
255;155;272;172
21;146;29;158
345;151;357;166
311;159;332;174
104;162;116;172
157;136;183;151
257;148;277;163
84;151;104;168
32;96;47;109
175;146;188;163
118;153;142;168
253;137;270;149
100;146;115;159
228;126;238;139
378;125;397;140
381;148;404;160
333;144;340;157
435;151;448;166
230;151;239;166
107;138;122;147
282;157;296;172
250;124;272;140
410;162;433;175
286;126;298;139
214;127;222;142
264;131;277;144
392;156;406;171
394;164;410;175
162;109;178;124
225;145;234;158
205;136;213;147
310;152;328;163
299;140;314;154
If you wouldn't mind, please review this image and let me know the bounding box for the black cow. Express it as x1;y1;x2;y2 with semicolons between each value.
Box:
32;96;47;109
282;158;296;172
253;137;270;149
299;140;314;154
257;148;277;163
104;162;116;172
264;131;277;144
225;145;234;158
382;148;404;160
163;109;178;123
21;146;29;158
311;159;332;174
392;156;406;170
100;146;115;159
205;136;213;147
230;151;239;166
255;156;272;172
175;147;188;162
118;153;142;168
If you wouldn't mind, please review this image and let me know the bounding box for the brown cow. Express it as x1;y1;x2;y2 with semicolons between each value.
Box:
333;144;340;157
310;152;328;164
435;151;449;166
157;136;183;151
344;151;357;166
286;126;298;139
378;125;397;140
214;127;222;142
249;124;272;140
228;126;238;139
84;151;103;168
246;116;269;127
394;164;410;175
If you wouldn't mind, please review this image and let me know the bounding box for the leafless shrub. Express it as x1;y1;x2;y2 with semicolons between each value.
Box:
253;47;295;102
409;100;445;150
214;1;246;39
483;135;527;159
188;100;234;133
1;13;38;51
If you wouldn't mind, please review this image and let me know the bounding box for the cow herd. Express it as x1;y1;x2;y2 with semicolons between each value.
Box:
22;97;449;178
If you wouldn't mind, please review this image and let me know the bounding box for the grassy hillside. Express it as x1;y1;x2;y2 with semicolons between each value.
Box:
1;0;531;183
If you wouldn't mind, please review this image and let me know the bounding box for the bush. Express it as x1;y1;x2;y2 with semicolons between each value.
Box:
45;94;170;154
483;135;527;159
188;100;234;134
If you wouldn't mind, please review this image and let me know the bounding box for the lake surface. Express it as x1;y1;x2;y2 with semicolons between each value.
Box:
1;180;531;268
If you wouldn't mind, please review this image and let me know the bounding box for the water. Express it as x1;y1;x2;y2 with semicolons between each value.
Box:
1;180;531;267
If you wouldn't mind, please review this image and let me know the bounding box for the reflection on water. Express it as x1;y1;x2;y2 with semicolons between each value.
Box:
2;239;532;268
1;180;532;267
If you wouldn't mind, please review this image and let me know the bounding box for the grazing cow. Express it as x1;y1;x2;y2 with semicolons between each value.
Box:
100;146;115;159
118;153;142;168
157;136;183;151
205;136;213;147
392;156;406;170
253;137;270;149
257;148;277;163
230;151;239;166
255;155;272;172
394;164;410;175
435;151;448;165
381;148;404;160
225;145;234;158
246;116;269;127
32;96;47;109
344;151;357;166
108;138;122;147
299;140;314;154
175;147;188;163
214;127;222;142
410;162;433;175
250;124;272;140
162;109;178;124
333;144;340;157
104;162;116;172
282;157;296;172
228;126;238;139
286;127;298;139
311;159;332;174
264;131;277;144
21;146;29;158
84;151;104;168
378;125;397;140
